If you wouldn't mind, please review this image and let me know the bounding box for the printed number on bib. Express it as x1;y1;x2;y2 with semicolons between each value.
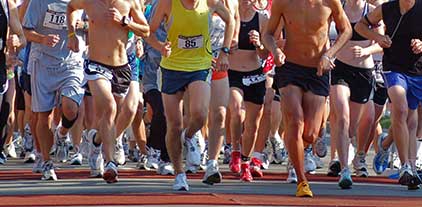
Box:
178;35;203;49
242;74;266;86
43;10;67;30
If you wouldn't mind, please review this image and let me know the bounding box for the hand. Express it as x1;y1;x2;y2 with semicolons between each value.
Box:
411;39;422;54
42;34;60;47
67;35;79;52
351;46;368;58
5;53;18;67
161;41;171;57
375;35;392;48
317;54;335;76
108;8;123;25
6;34;20;49
216;52;229;71
273;48;286;67
75;20;86;30
248;30;261;48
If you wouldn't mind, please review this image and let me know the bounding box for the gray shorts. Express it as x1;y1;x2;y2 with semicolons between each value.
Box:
142;54;161;93
30;59;84;112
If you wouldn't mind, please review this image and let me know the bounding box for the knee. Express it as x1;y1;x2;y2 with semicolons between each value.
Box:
62;102;79;121
211;106;226;127
102;102;117;123
392;105;408;123
122;101;139;119
303;129;318;144
190;108;208;126
229;102;243;121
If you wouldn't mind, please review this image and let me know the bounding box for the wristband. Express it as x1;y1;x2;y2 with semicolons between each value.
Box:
67;32;75;38
322;54;334;62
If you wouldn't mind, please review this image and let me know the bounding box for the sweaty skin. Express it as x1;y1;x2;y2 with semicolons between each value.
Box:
67;0;150;66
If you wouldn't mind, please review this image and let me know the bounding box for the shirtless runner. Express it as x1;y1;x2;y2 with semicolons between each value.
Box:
263;0;352;197
67;0;149;183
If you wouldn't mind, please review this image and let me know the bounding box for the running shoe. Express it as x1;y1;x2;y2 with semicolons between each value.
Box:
137;153;148;169
146;147;160;170
114;136;126;166
88;130;104;178
103;161;119;184
223;144;232;164
338;168;353;189
287;162;298;183
23;124;33;152
32;153;43;173
373;133;390;174
185;163;199;174
399;163;414;186
353;152;368;177
296;181;313;197
408;168;422;190
261;151;270;170
240;162;253;182
80;130;89;158
229;151;241;173
70;153;83;165
182;130;202;166
0;151;6;165
348;143;355;166
173;173;189;191
271;134;287;164
41;160;57;181
4;142;17;158
250;157;264;178
263;139;274;164
157;160;175;175
54;129;69;163
304;147;316;173
314;128;327;158
24;150;36;163
202;160;222;185
327;159;341;177
312;154;324;169
200;142;208;171
128;148;140;162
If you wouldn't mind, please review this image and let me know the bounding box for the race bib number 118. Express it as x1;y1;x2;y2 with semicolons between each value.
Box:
43;9;67;30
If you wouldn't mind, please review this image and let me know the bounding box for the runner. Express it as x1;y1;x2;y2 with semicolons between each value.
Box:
263;0;352;197
203;0;238;185
227;0;269;181
67;0;150;183
355;0;422;189
146;0;234;190
0;0;25;165
329;0;382;189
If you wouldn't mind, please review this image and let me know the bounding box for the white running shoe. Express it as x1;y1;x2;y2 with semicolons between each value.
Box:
145;147;160;170
271;134;287;164
182;130;202;166
202;160;222;185
54;128;69;163
173;173;189;191
223;144;232;164
70;153;83;165
23;124;33;152
114;136;126;166
287;162;298;183
32;153;43;173
24;151;36;163
263;139;274;164
352;152;369;177
0;151;7;165
312;154;324;169
88;130;104;178
304;148;316;173
80;130;90;158
348;143;355;167
4;142;17;158
137;154;148;169
103;161;119;184
157;161;175;175
41;160;57;181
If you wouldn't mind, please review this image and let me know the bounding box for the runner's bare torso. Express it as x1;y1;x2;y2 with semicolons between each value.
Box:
280;0;336;68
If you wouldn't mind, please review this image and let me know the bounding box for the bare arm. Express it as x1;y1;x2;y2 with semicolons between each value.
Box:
209;0;234;50
325;0;352;59
144;0;170;55
262;0;285;66
354;5;391;48
67;0;84;37
128;0;150;38
255;13;269;59
8;0;26;51
18;0;30;23
231;0;240;46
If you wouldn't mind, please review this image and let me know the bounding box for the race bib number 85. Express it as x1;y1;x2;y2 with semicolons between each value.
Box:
43;9;67;30
178;35;203;49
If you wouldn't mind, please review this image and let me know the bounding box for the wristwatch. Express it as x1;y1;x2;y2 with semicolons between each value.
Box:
121;16;131;27
221;47;230;54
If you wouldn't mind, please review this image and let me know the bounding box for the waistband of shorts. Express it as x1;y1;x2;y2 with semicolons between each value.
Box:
277;61;317;71
86;59;129;70
228;68;263;76
160;66;210;73
334;59;374;72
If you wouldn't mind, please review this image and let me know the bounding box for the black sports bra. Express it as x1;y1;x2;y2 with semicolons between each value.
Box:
238;12;260;50
338;1;370;41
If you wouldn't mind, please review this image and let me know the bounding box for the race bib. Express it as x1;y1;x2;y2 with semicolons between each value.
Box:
242;74;266;86
177;35;203;49
43;9;67;30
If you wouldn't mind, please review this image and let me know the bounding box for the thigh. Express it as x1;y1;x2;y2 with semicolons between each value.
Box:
188;80;211;116
229;87;245;114
329;85;351;117
162;92;184;127
88;79;115;111
244;101;263;126
280;85;304;123
303;90;326;136
210;77;229;110
388;85;409;114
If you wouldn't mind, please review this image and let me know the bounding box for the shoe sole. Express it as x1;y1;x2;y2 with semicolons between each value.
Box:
251;170;263;178
24;159;35;164
339;178;353;189
399;172;413;186
71;161;82;165
328;162;341;177
103;170;118;183
202;173;222;185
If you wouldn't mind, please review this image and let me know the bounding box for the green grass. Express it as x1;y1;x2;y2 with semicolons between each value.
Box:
380;116;391;130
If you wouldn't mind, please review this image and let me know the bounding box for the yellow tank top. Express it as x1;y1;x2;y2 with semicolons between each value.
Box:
160;0;212;71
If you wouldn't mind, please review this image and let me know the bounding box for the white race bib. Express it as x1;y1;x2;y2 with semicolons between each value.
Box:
242;74;266;86
43;9;67;30
177;35;203;49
